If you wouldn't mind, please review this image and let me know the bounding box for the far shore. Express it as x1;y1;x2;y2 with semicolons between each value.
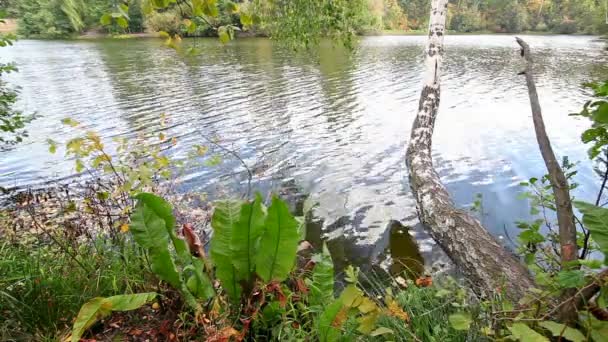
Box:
1;20;603;41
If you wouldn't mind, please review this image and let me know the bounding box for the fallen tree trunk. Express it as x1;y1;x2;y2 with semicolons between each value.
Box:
516;37;579;323
405;0;535;300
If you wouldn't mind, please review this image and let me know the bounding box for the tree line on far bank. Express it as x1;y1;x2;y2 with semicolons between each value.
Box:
0;0;606;39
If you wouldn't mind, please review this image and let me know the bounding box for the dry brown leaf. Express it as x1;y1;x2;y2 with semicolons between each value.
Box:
415;276;432;288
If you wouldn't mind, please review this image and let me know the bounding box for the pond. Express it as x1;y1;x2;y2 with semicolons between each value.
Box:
2;35;607;272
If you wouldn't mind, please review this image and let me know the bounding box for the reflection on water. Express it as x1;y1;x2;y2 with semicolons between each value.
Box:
388;221;424;280
1;35;608;266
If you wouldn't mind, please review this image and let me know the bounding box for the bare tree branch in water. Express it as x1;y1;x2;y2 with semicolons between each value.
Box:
516;37;579;323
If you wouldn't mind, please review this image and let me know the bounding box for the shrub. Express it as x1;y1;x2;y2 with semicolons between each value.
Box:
554;19;577;34
144;9;181;35
449;8;482;33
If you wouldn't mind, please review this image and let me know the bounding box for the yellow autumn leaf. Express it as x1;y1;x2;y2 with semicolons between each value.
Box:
386;299;409;322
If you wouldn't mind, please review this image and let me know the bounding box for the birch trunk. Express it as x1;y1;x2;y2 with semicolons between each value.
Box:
405;0;535;300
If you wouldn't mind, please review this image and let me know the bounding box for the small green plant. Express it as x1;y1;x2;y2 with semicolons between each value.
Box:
129;193;215;311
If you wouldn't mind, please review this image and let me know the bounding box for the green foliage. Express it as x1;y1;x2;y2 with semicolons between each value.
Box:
69;292;157;342
495;0;530;33
449;7;482;33
448;312;472;331
0;240;151;340
539;321;585;342
572;81;608;160
209;199;243;300
231;193;265;282
251;0;372;49
15;0;145;37
0;63;32;149
255;195;300;282
508;323;548;342
398;0;429;30
51;117;200;196
308;247;335;308
575;201;608;260
0;11;32;149
130;193;214;310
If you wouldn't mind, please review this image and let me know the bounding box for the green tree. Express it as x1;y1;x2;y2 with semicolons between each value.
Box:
16;0;74;38
0;13;32;149
398;0;431;29
384;0;407;30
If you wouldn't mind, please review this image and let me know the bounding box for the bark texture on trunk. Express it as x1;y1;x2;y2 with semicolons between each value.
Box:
405;0;535;300
516;38;578;267
516;37;579;322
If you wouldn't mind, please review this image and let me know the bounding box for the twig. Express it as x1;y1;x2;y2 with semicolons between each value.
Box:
25;208;92;273
194;129;253;199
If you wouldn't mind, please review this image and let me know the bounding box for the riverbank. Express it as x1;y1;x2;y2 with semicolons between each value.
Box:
67;29;603;41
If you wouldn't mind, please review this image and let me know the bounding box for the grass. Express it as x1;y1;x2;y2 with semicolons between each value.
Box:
358;267;481;342
0;238;153;341
0;236;482;341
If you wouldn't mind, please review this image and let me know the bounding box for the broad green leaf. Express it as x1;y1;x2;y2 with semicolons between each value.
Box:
211;200;243;300
539;321;585;342
317;300;344;342
357;311;380;334
218;26;230;44
231;193;266;282
135;193;190;262
581;312;608;342
449;312;472;331
70;298;106;342
580;259;603;269
70;293;156;342
130;201;181;288
309;247;335;308
518;230;545;244
46;139;57;154
61;117;80;127
186;265;214;300
370;327;394;337
225;1;238;13
592;102;608;124
340;284;364;308
556;270;586;289
75;159;85;173
116;17;128;29
202;0;219;17
575;201;608;257
152;0;170;8
255;196;300;283
130;195;200;309
508;323;549;342
240;13;253;27
100;13;112;25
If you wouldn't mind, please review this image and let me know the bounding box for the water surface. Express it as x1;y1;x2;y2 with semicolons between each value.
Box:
2;35;607;267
